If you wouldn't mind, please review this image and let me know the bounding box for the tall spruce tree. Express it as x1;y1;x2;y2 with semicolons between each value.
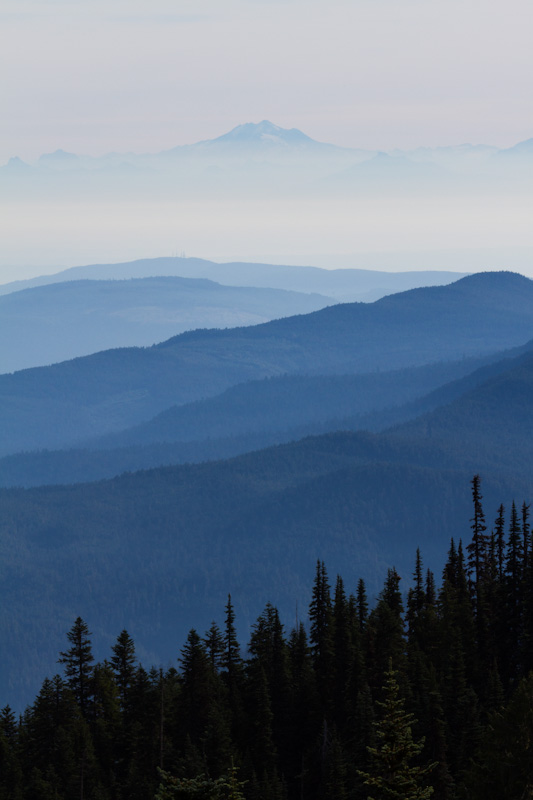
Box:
111;629;137;709
359;660;436;800
58;617;94;717
309;561;334;715
466;475;489;593
503;502;523;683
366;568;406;695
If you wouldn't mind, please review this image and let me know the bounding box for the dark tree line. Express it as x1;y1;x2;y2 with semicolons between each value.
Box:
1;476;533;799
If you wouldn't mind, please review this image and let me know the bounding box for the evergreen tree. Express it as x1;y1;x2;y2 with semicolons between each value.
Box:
493;504;506;581
248;603;292;772
366;568;405;695
522;502;530;575
204;622;226;675
309;561;334;715
155;762;246;800
223;595;242;681
0;705;22;799
466;475;489;594
358;660;436;800
111;629;137;709
287;623;319;798
222;596;245;750
124;664;162;798
503;502;523;683
58;617;94;717
178;629;216;746
332;576;355;731
244;660;277;777
356;579;369;633
465;671;533;799
322;726;347;800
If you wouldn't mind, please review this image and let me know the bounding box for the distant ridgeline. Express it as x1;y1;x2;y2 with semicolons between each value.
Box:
1;478;532;800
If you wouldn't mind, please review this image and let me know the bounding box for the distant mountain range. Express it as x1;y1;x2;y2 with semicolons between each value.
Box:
5;120;533;171
0;256;467;373
1;334;532;708
1;271;531;457
1;268;533;710
0;276;333;373
0;255;467;303
3;121;533;199
0;342;529;490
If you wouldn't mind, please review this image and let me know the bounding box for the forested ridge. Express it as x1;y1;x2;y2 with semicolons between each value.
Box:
2;271;532;458
1;478;532;799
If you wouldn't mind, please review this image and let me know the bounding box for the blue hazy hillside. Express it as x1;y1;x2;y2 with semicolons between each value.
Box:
0;255;467;304
0;355;531;708
1;338;531;489
0;355;494;487
0;271;531;457
0;276;333;373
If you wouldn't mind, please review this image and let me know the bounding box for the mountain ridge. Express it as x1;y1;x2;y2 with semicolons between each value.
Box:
0;271;532;457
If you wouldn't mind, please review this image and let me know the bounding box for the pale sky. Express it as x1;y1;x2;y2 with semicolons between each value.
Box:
2;0;533;163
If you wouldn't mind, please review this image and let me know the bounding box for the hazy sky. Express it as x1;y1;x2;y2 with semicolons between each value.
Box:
2;0;533;282
2;0;533;163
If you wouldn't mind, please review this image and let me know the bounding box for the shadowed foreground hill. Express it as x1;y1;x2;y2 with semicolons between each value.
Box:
0;271;532;456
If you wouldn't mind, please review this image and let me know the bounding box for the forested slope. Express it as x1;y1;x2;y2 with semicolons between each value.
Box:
1;338;531;489
1;271;532;456
2;491;533;800
0;276;332;373
0;428;524;709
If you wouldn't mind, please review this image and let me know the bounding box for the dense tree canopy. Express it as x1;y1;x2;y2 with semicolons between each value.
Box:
1;478;532;799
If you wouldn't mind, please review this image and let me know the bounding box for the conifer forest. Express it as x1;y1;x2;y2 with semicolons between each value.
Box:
0;478;532;800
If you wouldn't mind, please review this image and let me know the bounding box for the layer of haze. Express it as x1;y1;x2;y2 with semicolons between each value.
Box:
2;0;533;281
3;0;533;159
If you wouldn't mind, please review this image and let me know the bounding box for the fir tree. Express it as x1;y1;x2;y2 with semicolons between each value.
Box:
359;660;436;800
466;671;533;799
466;475;489;593
366;568;406;695
178;629;216;745
356;579;369;633
503;502;523;683
110;629;137;709
309;561;334;714
204;622;226;675
58;617;94;717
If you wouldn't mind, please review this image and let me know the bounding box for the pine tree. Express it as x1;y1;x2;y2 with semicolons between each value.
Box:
124;665;162;798
466;475;489;594
223;595;242;680
222;596;245;749
287;622;319;796
0;705;22;799
111;629;137;709
248;603;292;773
58;617;94;717
366;568;406;695
244;661;277;776
358;660;436;799
493;504;506;581
465;671;533;799
178;629;216;746
204;622;226;675
333;575;355;731
155;762;246;800
309;561;334;715
503;502;523;683
356;579;369;633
